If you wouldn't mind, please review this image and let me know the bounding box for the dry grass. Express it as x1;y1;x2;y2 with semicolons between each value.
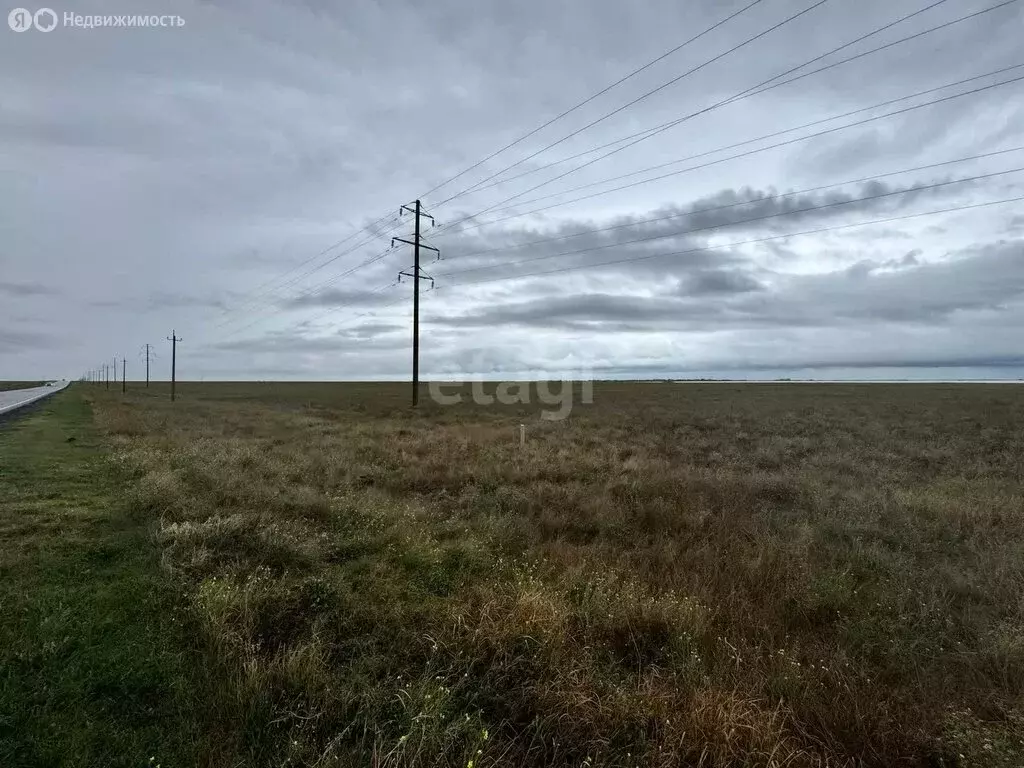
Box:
86;382;1024;767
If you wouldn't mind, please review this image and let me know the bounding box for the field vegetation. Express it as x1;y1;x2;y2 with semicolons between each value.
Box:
0;381;45;392
4;382;1023;766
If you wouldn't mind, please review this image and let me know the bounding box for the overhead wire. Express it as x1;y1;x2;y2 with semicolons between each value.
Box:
213;208;398;322
213;213;406;330
431;0;1020;235
431;72;1024;236
417;0;769;200
429;0;835;210
434;0;958;206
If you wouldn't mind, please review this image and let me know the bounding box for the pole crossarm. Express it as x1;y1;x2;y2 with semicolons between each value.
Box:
398;267;435;288
391;236;439;254
400;202;435;225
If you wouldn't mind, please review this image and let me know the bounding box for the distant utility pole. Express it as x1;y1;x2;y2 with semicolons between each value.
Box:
122;358;126;394
144;343;151;388
167;330;181;402
394;199;439;407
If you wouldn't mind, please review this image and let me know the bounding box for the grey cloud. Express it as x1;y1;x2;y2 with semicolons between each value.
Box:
0;329;61;353
430;239;1024;332
281;288;397;310
90;292;230;311
682;269;764;295
430;174;982;294
432;293;698;332
213;334;402;355
0;281;56;297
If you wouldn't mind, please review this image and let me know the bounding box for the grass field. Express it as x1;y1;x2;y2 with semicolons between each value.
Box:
0;381;45;392
3;382;1023;766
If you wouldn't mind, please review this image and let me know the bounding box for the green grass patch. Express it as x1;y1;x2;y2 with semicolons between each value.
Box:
0;388;200;768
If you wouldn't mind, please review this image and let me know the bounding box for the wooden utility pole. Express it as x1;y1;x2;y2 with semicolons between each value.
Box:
145;343;151;388
122;358;126;393
167;331;181;401
393;200;438;407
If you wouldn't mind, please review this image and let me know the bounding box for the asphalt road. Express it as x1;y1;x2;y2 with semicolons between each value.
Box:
0;381;69;418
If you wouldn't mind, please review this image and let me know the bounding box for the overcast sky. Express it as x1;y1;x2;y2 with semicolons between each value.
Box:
2;0;1023;381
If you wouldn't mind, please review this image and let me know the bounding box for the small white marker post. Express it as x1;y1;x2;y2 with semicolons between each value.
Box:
519;423;525;448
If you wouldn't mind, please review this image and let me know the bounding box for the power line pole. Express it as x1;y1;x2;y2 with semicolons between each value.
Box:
167;331;181;402
145;343;151;388
394;200;438;406
122;358;126;393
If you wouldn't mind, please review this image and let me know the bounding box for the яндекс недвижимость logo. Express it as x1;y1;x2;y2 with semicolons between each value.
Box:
8;8;184;30
8;7;57;31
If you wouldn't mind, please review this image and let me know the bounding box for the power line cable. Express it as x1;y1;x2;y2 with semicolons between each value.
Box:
433;72;1024;235
214;209;397;320
439;0;958;205
417;0;769;200
212;214;406;331
433;0;1018;230
430;0;833;211
211;245;399;342
202;287;409;351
